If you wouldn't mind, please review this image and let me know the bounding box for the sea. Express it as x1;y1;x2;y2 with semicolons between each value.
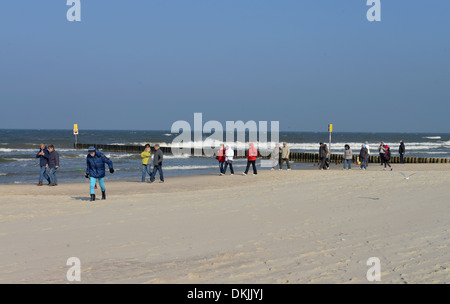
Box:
0;129;449;184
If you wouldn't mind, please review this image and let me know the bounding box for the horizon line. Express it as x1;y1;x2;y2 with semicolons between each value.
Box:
0;128;449;135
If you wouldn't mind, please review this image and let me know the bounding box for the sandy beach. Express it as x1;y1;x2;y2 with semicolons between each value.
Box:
0;163;449;284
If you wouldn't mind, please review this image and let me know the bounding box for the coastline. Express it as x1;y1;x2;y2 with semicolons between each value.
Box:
1;163;449;283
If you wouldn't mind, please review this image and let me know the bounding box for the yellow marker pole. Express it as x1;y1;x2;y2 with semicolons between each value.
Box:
73;124;79;148
328;124;333;163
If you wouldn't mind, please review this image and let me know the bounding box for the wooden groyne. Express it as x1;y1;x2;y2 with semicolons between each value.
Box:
287;152;450;164
75;144;449;164
76;143;172;154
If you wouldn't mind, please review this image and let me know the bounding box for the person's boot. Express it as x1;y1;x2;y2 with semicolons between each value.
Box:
37;182;43;186
90;194;95;201
101;191;106;200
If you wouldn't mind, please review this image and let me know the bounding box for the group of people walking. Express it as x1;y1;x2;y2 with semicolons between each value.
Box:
342;141;406;170
35;139;406;200
36;144;117;201
378;141;406;169
216;142;292;176
140;144;164;183
35;144;60;186
35;143;165;202
215;140;406;175
216;144;237;175
86;143;165;201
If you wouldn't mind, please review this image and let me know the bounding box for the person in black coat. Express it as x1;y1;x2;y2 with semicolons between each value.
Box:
150;144;164;183
399;141;406;163
319;143;328;170
47;145;60;186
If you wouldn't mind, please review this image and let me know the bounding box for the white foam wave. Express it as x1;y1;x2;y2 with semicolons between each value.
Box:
163;154;191;159
0;148;76;153
104;153;137;159
423;136;441;139
109;142;173;147
9;158;33;162
0;148;35;153
164;165;218;170
422;152;448;155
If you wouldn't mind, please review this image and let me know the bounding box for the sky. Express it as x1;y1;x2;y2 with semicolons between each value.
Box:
0;1;449;132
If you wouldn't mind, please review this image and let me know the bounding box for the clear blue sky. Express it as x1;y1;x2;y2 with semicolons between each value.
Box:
0;1;449;132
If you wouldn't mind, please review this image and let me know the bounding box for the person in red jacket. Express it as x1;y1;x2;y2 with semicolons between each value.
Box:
217;144;226;176
243;142;258;176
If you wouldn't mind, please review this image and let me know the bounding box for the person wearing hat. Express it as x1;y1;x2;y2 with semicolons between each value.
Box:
359;144;368;170
149;144;164;183
85;146;114;201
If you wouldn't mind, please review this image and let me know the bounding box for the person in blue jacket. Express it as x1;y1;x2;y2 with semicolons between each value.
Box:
85;146;114;201
35;143;49;186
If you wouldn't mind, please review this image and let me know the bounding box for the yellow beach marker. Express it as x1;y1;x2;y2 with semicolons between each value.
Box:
328;124;333;162
73;124;79;148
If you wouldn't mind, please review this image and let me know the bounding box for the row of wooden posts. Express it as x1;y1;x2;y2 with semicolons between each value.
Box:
288;152;450;164
75;143;449;164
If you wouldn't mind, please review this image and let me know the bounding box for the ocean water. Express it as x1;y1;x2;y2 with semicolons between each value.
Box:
0;129;449;184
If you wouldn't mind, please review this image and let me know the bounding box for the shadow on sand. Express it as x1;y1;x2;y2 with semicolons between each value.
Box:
72;196;91;201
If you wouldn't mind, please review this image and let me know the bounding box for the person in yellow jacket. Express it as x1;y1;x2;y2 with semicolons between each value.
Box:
141;144;152;182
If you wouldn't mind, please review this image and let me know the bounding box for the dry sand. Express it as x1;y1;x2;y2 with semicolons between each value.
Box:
0;163;449;283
